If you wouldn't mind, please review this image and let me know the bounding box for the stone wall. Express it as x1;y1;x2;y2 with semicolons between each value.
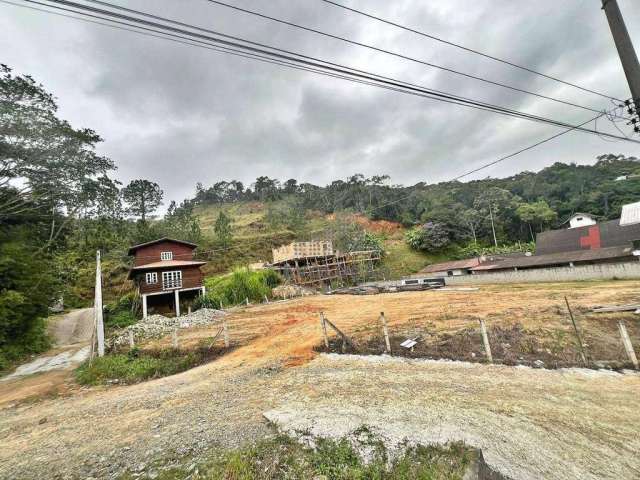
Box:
445;261;640;285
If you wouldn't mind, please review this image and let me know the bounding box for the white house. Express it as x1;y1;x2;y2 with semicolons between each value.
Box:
567;213;597;229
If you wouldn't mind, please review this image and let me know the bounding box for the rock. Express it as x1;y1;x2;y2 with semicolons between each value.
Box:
39;417;47;425
108;308;227;348
533;360;545;368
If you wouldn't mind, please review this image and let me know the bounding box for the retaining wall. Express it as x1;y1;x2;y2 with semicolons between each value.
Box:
444;261;640;285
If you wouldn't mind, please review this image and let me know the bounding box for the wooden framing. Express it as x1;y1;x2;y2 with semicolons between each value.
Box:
271;250;381;287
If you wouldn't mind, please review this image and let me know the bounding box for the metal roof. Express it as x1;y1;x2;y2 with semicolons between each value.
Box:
620;201;640;226
420;257;482;273
472;245;634;271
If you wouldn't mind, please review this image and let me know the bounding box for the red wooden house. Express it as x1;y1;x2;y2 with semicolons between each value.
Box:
127;238;206;318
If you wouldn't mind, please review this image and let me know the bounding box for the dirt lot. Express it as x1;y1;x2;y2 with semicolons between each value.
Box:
1;281;639;479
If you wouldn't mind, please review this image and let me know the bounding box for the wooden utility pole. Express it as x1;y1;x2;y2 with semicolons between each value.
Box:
94;250;105;357
602;0;640;105
564;297;588;366
380;312;391;354
618;320;639;369
478;319;493;363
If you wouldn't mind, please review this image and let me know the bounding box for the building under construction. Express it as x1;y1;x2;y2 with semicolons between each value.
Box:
270;241;381;287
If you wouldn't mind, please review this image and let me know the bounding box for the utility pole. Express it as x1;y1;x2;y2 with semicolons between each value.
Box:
95;250;105;357
602;0;640;129
488;203;498;247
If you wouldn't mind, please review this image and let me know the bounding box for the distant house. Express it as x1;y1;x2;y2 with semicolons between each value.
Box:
127;238;206;318
566;213;597;229
419;257;483;277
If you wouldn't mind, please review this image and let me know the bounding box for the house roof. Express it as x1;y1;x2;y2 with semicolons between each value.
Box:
127;237;198;255
127;260;206;279
472;245;634;271
420;257;482;273
560;212;596;225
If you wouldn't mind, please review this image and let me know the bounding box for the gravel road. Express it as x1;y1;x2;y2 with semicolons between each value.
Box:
1;351;638;479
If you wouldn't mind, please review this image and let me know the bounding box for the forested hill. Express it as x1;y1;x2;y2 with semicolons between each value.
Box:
184;154;640;250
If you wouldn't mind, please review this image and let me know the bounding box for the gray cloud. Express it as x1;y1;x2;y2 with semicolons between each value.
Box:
2;0;640;208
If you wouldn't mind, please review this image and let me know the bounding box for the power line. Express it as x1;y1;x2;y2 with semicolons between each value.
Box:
19;0;639;143
203;0;613;117
6;0;582;128
320;0;623;103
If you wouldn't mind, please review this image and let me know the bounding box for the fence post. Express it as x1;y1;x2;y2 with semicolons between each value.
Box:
128;330;135;348
219;299;224;311
264;294;269;304
223;319;230;348
478;319;493;363
245;297;250;306
172;328;178;349
319;311;329;349
564;296;588;366
618;320;639;369
380;312;391;354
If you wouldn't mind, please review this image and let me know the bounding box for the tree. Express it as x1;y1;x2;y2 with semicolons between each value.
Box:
405;223;450;252
473;188;522;246
214;211;233;247
0;64;118;246
516;200;557;241
265;197;307;233
122;179;163;221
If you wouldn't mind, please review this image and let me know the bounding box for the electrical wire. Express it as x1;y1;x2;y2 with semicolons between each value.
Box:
319;0;623;102
202;0;613;117
16;0;640;143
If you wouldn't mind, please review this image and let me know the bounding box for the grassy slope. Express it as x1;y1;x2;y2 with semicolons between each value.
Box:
194;202;438;279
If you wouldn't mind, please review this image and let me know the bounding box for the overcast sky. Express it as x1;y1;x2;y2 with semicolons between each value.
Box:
3;0;640;208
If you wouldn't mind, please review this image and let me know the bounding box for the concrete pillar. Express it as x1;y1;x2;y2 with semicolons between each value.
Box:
201;285;206;296
174;289;180;317
142;294;148;319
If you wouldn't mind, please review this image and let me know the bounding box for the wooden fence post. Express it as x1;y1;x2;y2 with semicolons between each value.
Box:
128;330;135;348
320;311;329;349
618;320;639;369
380;312;391;354
223;319;230;348
219;300;224;311
478;319;493;363
564;296;588;366
172;328;179;349
264;295;269;304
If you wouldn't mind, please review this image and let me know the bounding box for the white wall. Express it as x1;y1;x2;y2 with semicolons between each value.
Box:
445;262;640;285
569;215;596;229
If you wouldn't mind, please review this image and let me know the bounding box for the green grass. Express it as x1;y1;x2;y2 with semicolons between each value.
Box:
381;239;449;279
198;268;281;309
75;346;220;385
118;434;475;480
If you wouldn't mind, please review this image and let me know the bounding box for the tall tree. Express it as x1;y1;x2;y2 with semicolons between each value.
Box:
122;179;163;221
214;211;233;247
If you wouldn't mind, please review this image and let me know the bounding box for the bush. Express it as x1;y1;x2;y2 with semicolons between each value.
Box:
451;241;535;260
75;347;216;385
139;434;475;479
406;223;450;252
103;292;138;329
195;268;282;309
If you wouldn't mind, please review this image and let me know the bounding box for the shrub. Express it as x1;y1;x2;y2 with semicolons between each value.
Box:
196;268;282;309
75;347;217;385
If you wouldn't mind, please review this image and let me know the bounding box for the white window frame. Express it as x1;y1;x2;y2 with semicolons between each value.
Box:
145;272;158;284
160;251;173;261
162;270;182;290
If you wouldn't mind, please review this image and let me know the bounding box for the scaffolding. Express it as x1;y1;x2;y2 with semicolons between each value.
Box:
270;250;381;287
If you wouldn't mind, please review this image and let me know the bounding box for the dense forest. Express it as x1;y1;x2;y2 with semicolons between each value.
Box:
3;63;640;369
187;154;640;252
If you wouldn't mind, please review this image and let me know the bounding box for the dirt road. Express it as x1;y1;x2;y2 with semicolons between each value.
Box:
0;308;93;402
1;284;639;479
